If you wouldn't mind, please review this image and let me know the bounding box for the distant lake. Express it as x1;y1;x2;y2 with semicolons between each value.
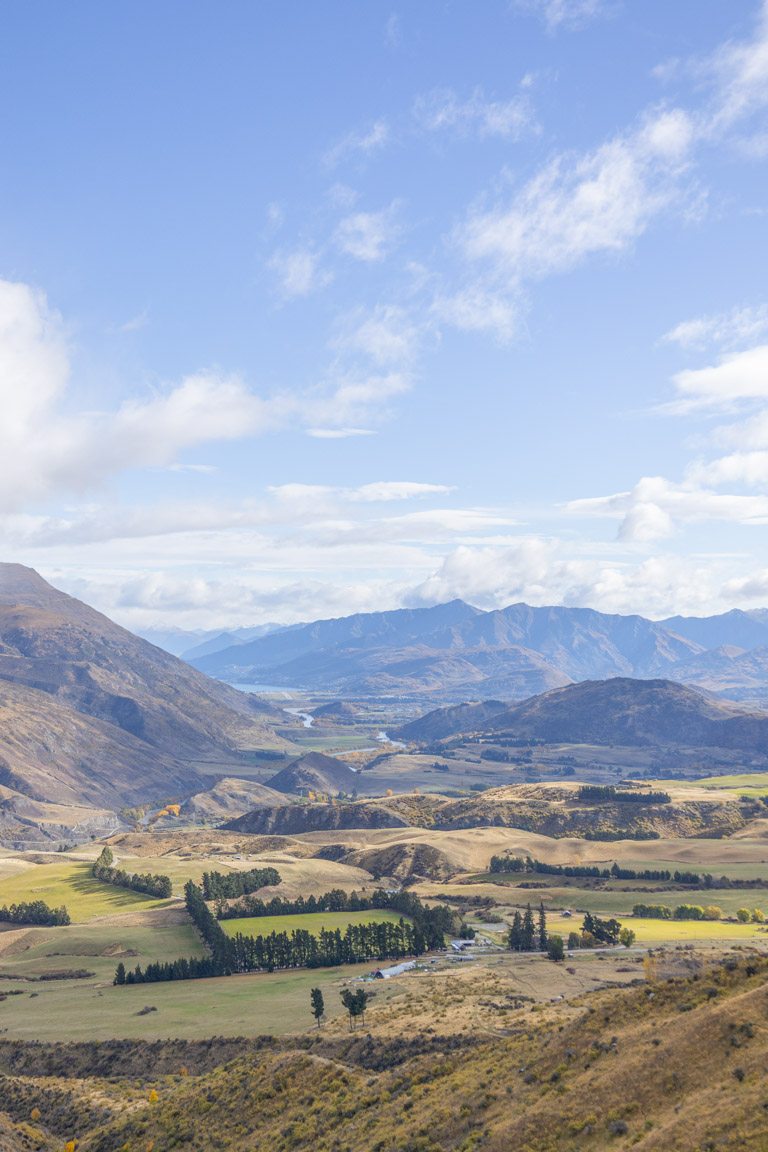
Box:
227;683;305;696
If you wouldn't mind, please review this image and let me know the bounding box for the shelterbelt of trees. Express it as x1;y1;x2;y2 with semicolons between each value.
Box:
576;785;671;804
0;900;70;926
201;866;281;901
114;882;456;985
488;854;766;889
93;846;172;899
217;887;416;921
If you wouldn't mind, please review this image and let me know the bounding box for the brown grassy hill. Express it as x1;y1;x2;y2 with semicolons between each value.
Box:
340;840;460;882
400;676;768;752
487;677;768;749
225;782;745;840
225;797;412;835
180;777;288;820
266;751;362;796
395;699;509;742
310;700;360;720
8;952;768;1152
0;565;295;814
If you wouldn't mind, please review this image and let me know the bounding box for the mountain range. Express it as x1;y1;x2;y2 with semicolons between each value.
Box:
189;600;768;703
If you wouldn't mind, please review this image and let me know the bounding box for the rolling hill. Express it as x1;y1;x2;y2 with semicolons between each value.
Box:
396;677;768;753
265;750;361;796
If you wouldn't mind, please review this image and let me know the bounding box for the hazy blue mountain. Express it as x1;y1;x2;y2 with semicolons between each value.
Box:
659;609;768;652
138;626;210;656
189;599;718;699
193;600;484;675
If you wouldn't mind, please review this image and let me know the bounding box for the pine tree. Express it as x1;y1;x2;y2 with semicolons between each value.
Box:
522;904;536;951
310;987;325;1027
538;903;548;951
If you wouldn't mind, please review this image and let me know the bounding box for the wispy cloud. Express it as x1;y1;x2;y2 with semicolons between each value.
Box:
333;304;425;366
514;0;612;33
431;285;522;343
268;246;332;297
324;119;391;168
456;107;695;286
117;308;149;333
662;304;768;351
334;202;401;261
306;427;376;439
414;87;538;139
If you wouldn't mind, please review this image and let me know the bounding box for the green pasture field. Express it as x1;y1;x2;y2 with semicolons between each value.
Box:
620;916;768;945
289;732;380;752
219;908;407;938
476;885;768;918
0;861;175;922
0;959;402;1041
666;772;768;796
0;921;203;982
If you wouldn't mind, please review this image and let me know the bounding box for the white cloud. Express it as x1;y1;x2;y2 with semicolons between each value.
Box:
569;475;768;541
723;569;768;601
308;370;411;429
662;304;768;350
324;119;391;168
457;108;695;285
306;427;376;439
335;203;401;262
514;0;611;33
0;282;287;510
414;87;538;139
351;482;453;502
333;305;424;366
408;538;722;619
701;1;768;137
268;246;332;297
267;481;450;505
667;345;768;412
687;450;768;489
166;463;217;473
431;286;522;343
0;277;425;512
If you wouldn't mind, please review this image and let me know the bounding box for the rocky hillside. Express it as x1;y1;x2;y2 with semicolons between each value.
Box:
0;564;293;813
225;781;745;840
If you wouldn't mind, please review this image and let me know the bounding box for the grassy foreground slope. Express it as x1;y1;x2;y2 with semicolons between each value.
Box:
4;952;768;1152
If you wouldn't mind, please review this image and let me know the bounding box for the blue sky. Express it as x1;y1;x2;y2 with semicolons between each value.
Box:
2;0;768;630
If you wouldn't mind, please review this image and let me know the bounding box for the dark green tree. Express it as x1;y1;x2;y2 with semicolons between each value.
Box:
538;903;548;951
114;961;126;985
547;934;565;962
310;987;325;1027
522;904;536;951
508;911;523;951
340;987;374;1030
